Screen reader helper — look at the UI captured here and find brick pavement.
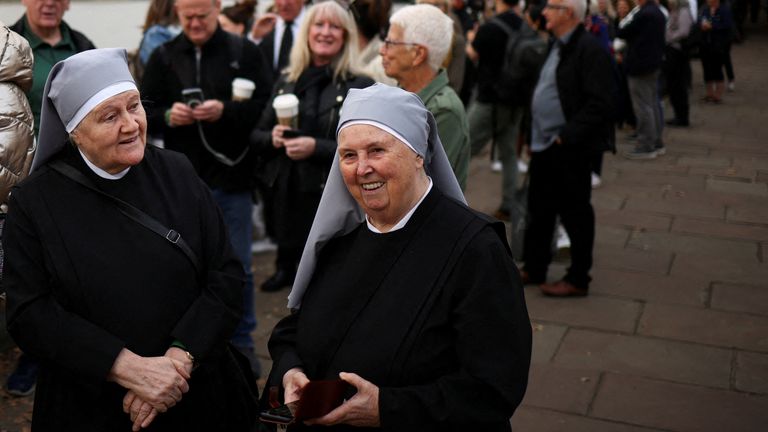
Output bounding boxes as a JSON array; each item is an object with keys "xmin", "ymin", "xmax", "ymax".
[{"xmin": 2, "ymin": 17, "xmax": 768, "ymax": 432}]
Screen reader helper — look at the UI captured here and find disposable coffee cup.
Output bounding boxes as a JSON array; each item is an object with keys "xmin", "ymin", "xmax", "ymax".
[
  {"xmin": 273, "ymin": 93, "xmax": 300, "ymax": 129},
  {"xmin": 232, "ymin": 78, "xmax": 256, "ymax": 101}
]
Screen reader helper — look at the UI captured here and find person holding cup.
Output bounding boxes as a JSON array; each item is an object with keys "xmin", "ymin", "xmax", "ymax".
[{"xmin": 250, "ymin": 1, "xmax": 373, "ymax": 293}]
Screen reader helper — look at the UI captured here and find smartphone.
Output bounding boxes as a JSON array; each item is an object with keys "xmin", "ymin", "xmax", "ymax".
[
  {"xmin": 282, "ymin": 129, "xmax": 302, "ymax": 139},
  {"xmin": 181, "ymin": 88, "xmax": 205, "ymax": 108},
  {"xmin": 259, "ymin": 380, "xmax": 350, "ymax": 425}
]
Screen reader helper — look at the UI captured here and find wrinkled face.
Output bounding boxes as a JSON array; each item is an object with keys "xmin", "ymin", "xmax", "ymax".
[
  {"xmin": 71, "ymin": 91, "xmax": 147, "ymax": 174},
  {"xmin": 176, "ymin": 0, "xmax": 221, "ymax": 46},
  {"xmin": 275, "ymin": 0, "xmax": 304, "ymax": 22},
  {"xmin": 308, "ymin": 12, "xmax": 346, "ymax": 65},
  {"xmin": 338, "ymin": 125, "xmax": 425, "ymax": 226},
  {"xmin": 379, "ymin": 25, "xmax": 419, "ymax": 82},
  {"xmin": 218, "ymin": 14, "xmax": 244, "ymax": 36},
  {"xmin": 22, "ymin": 0, "xmax": 70, "ymax": 32},
  {"xmin": 543, "ymin": 0, "xmax": 574, "ymax": 36}
]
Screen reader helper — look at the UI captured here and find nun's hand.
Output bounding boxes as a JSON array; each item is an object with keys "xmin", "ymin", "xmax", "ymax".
[
  {"xmin": 169, "ymin": 102, "xmax": 195, "ymax": 127},
  {"xmin": 123, "ymin": 391, "xmax": 158, "ymax": 431},
  {"xmin": 192, "ymin": 100, "xmax": 224, "ymax": 122},
  {"xmin": 283, "ymin": 367, "xmax": 310, "ymax": 404},
  {"xmin": 305, "ymin": 372, "xmax": 380, "ymax": 428},
  {"xmin": 284, "ymin": 136, "xmax": 316, "ymax": 160}
]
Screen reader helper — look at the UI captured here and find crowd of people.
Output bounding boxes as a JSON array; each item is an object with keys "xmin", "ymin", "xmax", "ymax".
[{"xmin": 0, "ymin": 0, "xmax": 759, "ymax": 429}]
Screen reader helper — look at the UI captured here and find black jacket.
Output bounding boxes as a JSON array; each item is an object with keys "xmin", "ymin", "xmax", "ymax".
[
  {"xmin": 141, "ymin": 27, "xmax": 273, "ymax": 192},
  {"xmin": 250, "ymin": 67, "xmax": 373, "ymax": 193},
  {"xmin": 616, "ymin": 1, "xmax": 667, "ymax": 76},
  {"xmin": 10, "ymin": 16, "xmax": 95, "ymax": 52},
  {"xmin": 554, "ymin": 25, "xmax": 616, "ymax": 152}
]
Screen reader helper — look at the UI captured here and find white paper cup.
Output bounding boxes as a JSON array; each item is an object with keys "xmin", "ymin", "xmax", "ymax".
[
  {"xmin": 232, "ymin": 78, "xmax": 256, "ymax": 101},
  {"xmin": 273, "ymin": 93, "xmax": 300, "ymax": 128}
]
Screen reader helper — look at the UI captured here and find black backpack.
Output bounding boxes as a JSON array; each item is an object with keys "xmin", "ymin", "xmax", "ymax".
[{"xmin": 491, "ymin": 18, "xmax": 548, "ymax": 107}]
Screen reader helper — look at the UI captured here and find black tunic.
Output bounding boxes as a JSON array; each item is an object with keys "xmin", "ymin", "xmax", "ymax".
[
  {"xmin": 266, "ymin": 188, "xmax": 532, "ymax": 431},
  {"xmin": 3, "ymin": 145, "xmax": 257, "ymax": 431}
]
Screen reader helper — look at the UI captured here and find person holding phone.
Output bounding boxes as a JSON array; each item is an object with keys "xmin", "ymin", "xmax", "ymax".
[
  {"xmin": 263, "ymin": 84, "xmax": 532, "ymax": 431},
  {"xmin": 250, "ymin": 1, "xmax": 373, "ymax": 294}
]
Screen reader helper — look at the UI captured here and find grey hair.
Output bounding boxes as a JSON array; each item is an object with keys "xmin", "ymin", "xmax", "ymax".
[
  {"xmin": 567, "ymin": 0, "xmax": 588, "ymax": 20},
  {"xmin": 284, "ymin": 1, "xmax": 360, "ymax": 83},
  {"xmin": 389, "ymin": 4, "xmax": 453, "ymax": 72},
  {"xmin": 589, "ymin": 0, "xmax": 616, "ymax": 19}
]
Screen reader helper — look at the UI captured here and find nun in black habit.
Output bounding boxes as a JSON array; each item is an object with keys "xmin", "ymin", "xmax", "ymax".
[
  {"xmin": 265, "ymin": 84, "xmax": 532, "ymax": 431},
  {"xmin": 3, "ymin": 49, "xmax": 258, "ymax": 431}
]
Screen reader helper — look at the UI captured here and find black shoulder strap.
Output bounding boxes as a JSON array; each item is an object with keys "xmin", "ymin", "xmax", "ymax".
[{"xmin": 49, "ymin": 160, "xmax": 200, "ymax": 274}]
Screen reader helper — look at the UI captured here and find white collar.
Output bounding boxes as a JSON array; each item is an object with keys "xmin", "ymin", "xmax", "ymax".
[
  {"xmin": 366, "ymin": 178, "xmax": 433, "ymax": 234},
  {"xmin": 78, "ymin": 149, "xmax": 130, "ymax": 180}
]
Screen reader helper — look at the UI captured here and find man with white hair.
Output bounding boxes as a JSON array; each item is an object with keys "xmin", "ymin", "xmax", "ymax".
[
  {"xmin": 521, "ymin": 0, "xmax": 615, "ymax": 297},
  {"xmin": 380, "ymin": 4, "xmax": 470, "ymax": 189}
]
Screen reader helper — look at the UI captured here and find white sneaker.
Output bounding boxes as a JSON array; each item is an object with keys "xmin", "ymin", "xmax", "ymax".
[
  {"xmin": 251, "ymin": 238, "xmax": 277, "ymax": 253},
  {"xmin": 591, "ymin": 172, "xmax": 602, "ymax": 189},
  {"xmin": 728, "ymin": 81, "xmax": 735, "ymax": 92},
  {"xmin": 491, "ymin": 160, "xmax": 503, "ymax": 172}
]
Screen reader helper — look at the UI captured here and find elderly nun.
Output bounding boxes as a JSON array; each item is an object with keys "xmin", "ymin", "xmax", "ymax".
[
  {"xmin": 3, "ymin": 48, "xmax": 258, "ymax": 431},
  {"xmin": 265, "ymin": 84, "xmax": 531, "ymax": 431}
]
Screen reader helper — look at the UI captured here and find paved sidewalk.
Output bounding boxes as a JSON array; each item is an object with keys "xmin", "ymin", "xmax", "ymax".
[{"xmin": 2, "ymin": 18, "xmax": 767, "ymax": 432}]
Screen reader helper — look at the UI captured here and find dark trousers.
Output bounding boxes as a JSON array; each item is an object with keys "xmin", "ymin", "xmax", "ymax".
[
  {"xmin": 664, "ymin": 46, "xmax": 691, "ymax": 123},
  {"xmin": 523, "ymin": 144, "xmax": 594, "ymax": 289}
]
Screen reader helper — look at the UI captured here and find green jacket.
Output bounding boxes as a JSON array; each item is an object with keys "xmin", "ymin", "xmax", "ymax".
[{"xmin": 418, "ymin": 69, "xmax": 470, "ymax": 191}]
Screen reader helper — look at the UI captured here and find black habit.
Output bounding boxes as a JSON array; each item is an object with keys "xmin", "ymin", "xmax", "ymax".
[
  {"xmin": 3, "ymin": 145, "xmax": 257, "ymax": 431},
  {"xmin": 267, "ymin": 188, "xmax": 532, "ymax": 431}
]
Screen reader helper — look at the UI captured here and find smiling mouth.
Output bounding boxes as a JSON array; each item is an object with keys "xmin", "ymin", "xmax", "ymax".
[
  {"xmin": 119, "ymin": 136, "xmax": 140, "ymax": 144},
  {"xmin": 361, "ymin": 181, "xmax": 384, "ymax": 191}
]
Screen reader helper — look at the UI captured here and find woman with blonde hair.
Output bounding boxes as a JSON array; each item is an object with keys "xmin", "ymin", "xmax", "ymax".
[{"xmin": 250, "ymin": 0, "xmax": 374, "ymax": 293}]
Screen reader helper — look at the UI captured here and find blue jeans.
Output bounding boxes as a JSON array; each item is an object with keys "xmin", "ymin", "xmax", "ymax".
[{"xmin": 211, "ymin": 189, "xmax": 255, "ymax": 349}]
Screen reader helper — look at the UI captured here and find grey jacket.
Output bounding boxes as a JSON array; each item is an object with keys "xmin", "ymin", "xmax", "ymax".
[{"xmin": 0, "ymin": 21, "xmax": 35, "ymax": 212}]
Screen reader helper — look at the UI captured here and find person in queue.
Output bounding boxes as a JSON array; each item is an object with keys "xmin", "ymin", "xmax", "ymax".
[
  {"xmin": 251, "ymin": 0, "xmax": 373, "ymax": 293},
  {"xmin": 3, "ymin": 48, "xmax": 258, "ymax": 431},
  {"xmin": 264, "ymin": 84, "xmax": 532, "ymax": 430}
]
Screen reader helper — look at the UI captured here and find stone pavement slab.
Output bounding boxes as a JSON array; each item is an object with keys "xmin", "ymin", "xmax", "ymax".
[
  {"xmin": 638, "ymin": 303, "xmax": 768, "ymax": 352},
  {"xmin": 591, "ymin": 373, "xmax": 768, "ymax": 432},
  {"xmin": 530, "ymin": 322, "xmax": 568, "ymax": 364},
  {"xmin": 626, "ymin": 231, "xmax": 759, "ymax": 262},
  {"xmin": 553, "ymin": 329, "xmax": 732, "ymax": 389},
  {"xmin": 593, "ymin": 247, "xmax": 673, "ymax": 275},
  {"xmin": 710, "ymin": 282, "xmax": 768, "ymax": 316},
  {"xmin": 522, "ymin": 364, "xmax": 600, "ymax": 415},
  {"xmin": 671, "ymin": 253, "xmax": 768, "ymax": 285},
  {"xmin": 623, "ymin": 196, "xmax": 725, "ymax": 220},
  {"xmin": 589, "ymin": 268, "xmax": 709, "ymax": 307},
  {"xmin": 735, "ymin": 351, "xmax": 768, "ymax": 395},
  {"xmin": 525, "ymin": 289, "xmax": 642, "ymax": 333},
  {"xmin": 706, "ymin": 177, "xmax": 768, "ymax": 196},
  {"xmin": 671, "ymin": 216, "xmax": 768, "ymax": 241},
  {"xmin": 512, "ymin": 406, "xmax": 666, "ymax": 432},
  {"xmin": 594, "ymin": 208, "xmax": 672, "ymax": 232}
]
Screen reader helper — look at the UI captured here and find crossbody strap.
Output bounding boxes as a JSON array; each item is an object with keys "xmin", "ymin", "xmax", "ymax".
[{"xmin": 50, "ymin": 160, "xmax": 200, "ymax": 274}]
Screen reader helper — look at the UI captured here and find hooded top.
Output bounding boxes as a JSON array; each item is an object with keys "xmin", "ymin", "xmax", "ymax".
[{"xmin": 287, "ymin": 83, "xmax": 465, "ymax": 309}]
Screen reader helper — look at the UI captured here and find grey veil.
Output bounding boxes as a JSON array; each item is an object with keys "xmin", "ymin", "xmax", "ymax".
[
  {"xmin": 30, "ymin": 48, "xmax": 136, "ymax": 173},
  {"xmin": 287, "ymin": 83, "xmax": 465, "ymax": 309}
]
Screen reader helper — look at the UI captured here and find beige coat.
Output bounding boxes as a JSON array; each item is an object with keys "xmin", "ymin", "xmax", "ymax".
[{"xmin": 0, "ymin": 21, "xmax": 35, "ymax": 212}]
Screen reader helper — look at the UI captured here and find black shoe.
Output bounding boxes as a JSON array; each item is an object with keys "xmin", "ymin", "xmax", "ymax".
[
  {"xmin": 6, "ymin": 355, "xmax": 38, "ymax": 397},
  {"xmin": 261, "ymin": 269, "xmax": 295, "ymax": 292}
]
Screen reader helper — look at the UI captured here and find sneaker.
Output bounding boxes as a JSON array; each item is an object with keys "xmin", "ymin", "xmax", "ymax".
[
  {"xmin": 490, "ymin": 160, "xmax": 503, "ymax": 172},
  {"xmin": 728, "ymin": 81, "xmax": 735, "ymax": 92},
  {"xmin": 623, "ymin": 148, "xmax": 657, "ymax": 160},
  {"xmin": 591, "ymin": 172, "xmax": 602, "ymax": 189},
  {"xmin": 654, "ymin": 146, "xmax": 666, "ymax": 156},
  {"xmin": 6, "ymin": 355, "xmax": 38, "ymax": 397},
  {"xmin": 251, "ymin": 238, "xmax": 277, "ymax": 254}
]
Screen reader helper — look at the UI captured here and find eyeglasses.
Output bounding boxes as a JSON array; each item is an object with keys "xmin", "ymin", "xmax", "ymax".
[
  {"xmin": 383, "ymin": 39, "xmax": 420, "ymax": 50},
  {"xmin": 544, "ymin": 3, "xmax": 571, "ymax": 10}
]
